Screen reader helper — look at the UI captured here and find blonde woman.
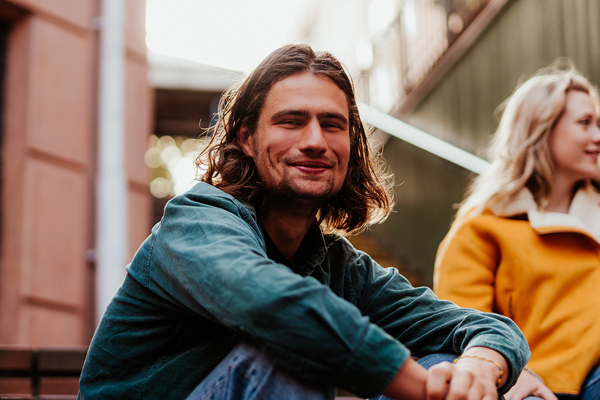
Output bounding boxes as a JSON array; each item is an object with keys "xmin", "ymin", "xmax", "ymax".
[{"xmin": 434, "ymin": 62, "xmax": 600, "ymax": 400}]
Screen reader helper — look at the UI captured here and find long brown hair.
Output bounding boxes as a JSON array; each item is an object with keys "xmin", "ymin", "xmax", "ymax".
[{"xmin": 197, "ymin": 44, "xmax": 393, "ymax": 235}]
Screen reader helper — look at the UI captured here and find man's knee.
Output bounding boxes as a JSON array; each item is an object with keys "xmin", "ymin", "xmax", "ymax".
[
  {"xmin": 416, "ymin": 353, "xmax": 457, "ymax": 369},
  {"xmin": 186, "ymin": 342, "xmax": 334, "ymax": 400}
]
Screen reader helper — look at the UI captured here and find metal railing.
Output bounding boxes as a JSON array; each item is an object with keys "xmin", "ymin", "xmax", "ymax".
[{"xmin": 368, "ymin": 0, "xmax": 492, "ymax": 110}]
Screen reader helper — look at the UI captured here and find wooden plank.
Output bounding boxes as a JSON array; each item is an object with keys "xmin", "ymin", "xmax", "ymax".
[
  {"xmin": 39, "ymin": 377, "xmax": 79, "ymax": 395},
  {"xmin": 0, "ymin": 377, "xmax": 32, "ymax": 396},
  {"xmin": 0, "ymin": 346, "xmax": 32, "ymax": 371},
  {"xmin": 37, "ymin": 347, "xmax": 87, "ymax": 374}
]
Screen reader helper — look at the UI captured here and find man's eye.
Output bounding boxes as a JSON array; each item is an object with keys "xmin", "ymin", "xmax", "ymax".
[{"xmin": 322, "ymin": 122, "xmax": 343, "ymax": 129}]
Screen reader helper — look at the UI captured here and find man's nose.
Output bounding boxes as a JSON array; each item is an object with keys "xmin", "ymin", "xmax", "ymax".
[{"xmin": 299, "ymin": 119, "xmax": 327, "ymax": 152}]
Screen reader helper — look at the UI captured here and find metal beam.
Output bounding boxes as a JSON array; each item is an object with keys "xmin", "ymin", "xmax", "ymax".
[{"xmin": 358, "ymin": 102, "xmax": 490, "ymax": 175}]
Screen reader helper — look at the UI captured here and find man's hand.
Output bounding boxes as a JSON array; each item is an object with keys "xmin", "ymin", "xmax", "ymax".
[
  {"xmin": 504, "ymin": 368, "xmax": 557, "ymax": 400},
  {"xmin": 383, "ymin": 346, "xmax": 509, "ymax": 400},
  {"xmin": 425, "ymin": 354, "xmax": 500, "ymax": 400},
  {"xmin": 383, "ymin": 357, "xmax": 428, "ymax": 400}
]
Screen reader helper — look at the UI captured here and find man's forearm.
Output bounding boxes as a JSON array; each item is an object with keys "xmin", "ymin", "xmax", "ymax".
[{"xmin": 383, "ymin": 357, "xmax": 427, "ymax": 400}]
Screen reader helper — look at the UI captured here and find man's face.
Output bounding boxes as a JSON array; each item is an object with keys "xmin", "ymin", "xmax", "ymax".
[{"xmin": 239, "ymin": 72, "xmax": 351, "ymax": 204}]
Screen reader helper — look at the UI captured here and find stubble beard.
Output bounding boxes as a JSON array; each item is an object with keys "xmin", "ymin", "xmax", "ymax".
[{"xmin": 266, "ymin": 171, "xmax": 339, "ymax": 218}]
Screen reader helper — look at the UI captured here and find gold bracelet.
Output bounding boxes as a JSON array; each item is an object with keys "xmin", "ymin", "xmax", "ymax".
[{"xmin": 453, "ymin": 354, "xmax": 504, "ymax": 387}]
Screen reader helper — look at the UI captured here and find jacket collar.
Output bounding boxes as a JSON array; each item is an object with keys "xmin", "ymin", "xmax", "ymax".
[{"xmin": 490, "ymin": 183, "xmax": 600, "ymax": 243}]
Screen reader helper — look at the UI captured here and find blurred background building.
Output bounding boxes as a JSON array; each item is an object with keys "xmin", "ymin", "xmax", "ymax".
[
  {"xmin": 0, "ymin": 0, "xmax": 599, "ymax": 354},
  {"xmin": 0, "ymin": 0, "xmax": 152, "ymax": 350},
  {"xmin": 296, "ymin": 0, "xmax": 600, "ymax": 286},
  {"xmin": 145, "ymin": 0, "xmax": 600, "ymax": 290}
]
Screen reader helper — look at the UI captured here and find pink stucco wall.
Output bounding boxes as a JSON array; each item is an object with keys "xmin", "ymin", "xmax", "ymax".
[{"xmin": 0, "ymin": 0, "xmax": 152, "ymax": 346}]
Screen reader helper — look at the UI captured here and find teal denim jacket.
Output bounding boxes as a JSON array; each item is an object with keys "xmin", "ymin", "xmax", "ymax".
[{"xmin": 79, "ymin": 182, "xmax": 529, "ymax": 399}]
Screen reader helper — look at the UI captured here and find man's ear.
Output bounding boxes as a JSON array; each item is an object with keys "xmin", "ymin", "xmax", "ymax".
[{"xmin": 237, "ymin": 123, "xmax": 255, "ymax": 158}]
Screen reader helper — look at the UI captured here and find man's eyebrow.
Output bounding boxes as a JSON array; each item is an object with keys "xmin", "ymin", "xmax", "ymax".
[
  {"xmin": 270, "ymin": 109, "xmax": 310, "ymax": 121},
  {"xmin": 270, "ymin": 109, "xmax": 348, "ymax": 125},
  {"xmin": 318, "ymin": 112, "xmax": 348, "ymax": 125}
]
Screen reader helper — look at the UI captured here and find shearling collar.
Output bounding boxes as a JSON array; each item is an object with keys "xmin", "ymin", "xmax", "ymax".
[{"xmin": 490, "ymin": 183, "xmax": 600, "ymax": 243}]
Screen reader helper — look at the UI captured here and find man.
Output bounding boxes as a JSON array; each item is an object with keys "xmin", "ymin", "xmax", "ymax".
[{"xmin": 79, "ymin": 44, "xmax": 529, "ymax": 400}]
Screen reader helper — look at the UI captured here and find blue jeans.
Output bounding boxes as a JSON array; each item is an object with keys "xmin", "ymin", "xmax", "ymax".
[
  {"xmin": 185, "ymin": 341, "xmax": 336, "ymax": 400},
  {"xmin": 580, "ymin": 364, "xmax": 600, "ymax": 400},
  {"xmin": 185, "ymin": 348, "xmax": 502, "ymax": 400}
]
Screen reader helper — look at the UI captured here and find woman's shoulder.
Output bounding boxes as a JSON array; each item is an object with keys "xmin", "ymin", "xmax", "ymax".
[
  {"xmin": 455, "ymin": 209, "xmax": 525, "ymax": 227},
  {"xmin": 448, "ymin": 209, "xmax": 529, "ymax": 245}
]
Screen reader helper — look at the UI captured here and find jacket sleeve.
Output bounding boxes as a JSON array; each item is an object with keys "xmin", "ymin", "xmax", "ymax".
[
  {"xmin": 132, "ymin": 187, "xmax": 408, "ymax": 398},
  {"xmin": 433, "ymin": 216, "xmax": 501, "ymax": 312},
  {"xmin": 347, "ymin": 248, "xmax": 529, "ymax": 394}
]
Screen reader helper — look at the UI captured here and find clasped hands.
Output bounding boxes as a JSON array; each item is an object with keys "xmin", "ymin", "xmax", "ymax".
[{"xmin": 383, "ymin": 347, "xmax": 508, "ymax": 400}]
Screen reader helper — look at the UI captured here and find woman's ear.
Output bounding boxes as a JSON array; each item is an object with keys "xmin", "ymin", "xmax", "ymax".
[{"xmin": 238, "ymin": 124, "xmax": 255, "ymax": 158}]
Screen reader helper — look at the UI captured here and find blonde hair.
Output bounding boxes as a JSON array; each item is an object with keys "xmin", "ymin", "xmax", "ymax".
[{"xmin": 457, "ymin": 60, "xmax": 600, "ymax": 220}]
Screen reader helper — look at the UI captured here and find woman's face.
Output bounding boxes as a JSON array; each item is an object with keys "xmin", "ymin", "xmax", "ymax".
[{"xmin": 549, "ymin": 90, "xmax": 600, "ymax": 187}]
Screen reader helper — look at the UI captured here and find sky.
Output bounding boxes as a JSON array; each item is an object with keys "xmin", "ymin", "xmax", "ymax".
[{"xmin": 145, "ymin": 0, "xmax": 314, "ymax": 73}]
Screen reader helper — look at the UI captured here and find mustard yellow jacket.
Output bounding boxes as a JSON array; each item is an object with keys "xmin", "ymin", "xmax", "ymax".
[{"xmin": 434, "ymin": 184, "xmax": 600, "ymax": 395}]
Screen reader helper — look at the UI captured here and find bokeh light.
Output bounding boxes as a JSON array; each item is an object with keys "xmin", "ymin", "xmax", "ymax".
[{"xmin": 146, "ymin": 134, "xmax": 209, "ymax": 198}]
